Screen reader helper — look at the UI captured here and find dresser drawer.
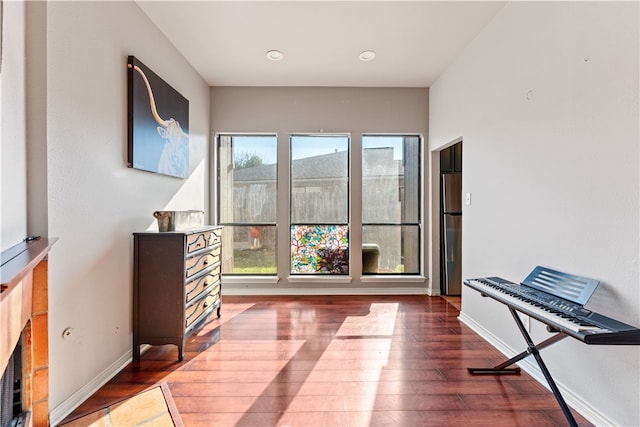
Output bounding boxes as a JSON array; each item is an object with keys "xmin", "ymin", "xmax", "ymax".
[
  {"xmin": 185, "ymin": 291, "xmax": 220, "ymax": 329},
  {"xmin": 209, "ymin": 245, "xmax": 221, "ymax": 259},
  {"xmin": 186, "ymin": 229, "xmax": 222, "ymax": 254},
  {"xmin": 185, "ymin": 271, "xmax": 220, "ymax": 303},
  {"xmin": 185, "ymin": 252, "xmax": 218, "ymax": 278}
]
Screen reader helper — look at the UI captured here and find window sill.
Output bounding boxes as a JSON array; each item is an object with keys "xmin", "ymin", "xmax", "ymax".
[
  {"xmin": 360, "ymin": 275, "xmax": 427, "ymax": 283},
  {"xmin": 222, "ymin": 275, "xmax": 279, "ymax": 285},
  {"xmin": 287, "ymin": 275, "xmax": 352, "ymax": 284},
  {"xmin": 222, "ymin": 275, "xmax": 426, "ymax": 285}
]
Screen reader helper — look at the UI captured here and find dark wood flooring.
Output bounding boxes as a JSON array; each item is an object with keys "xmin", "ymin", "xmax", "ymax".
[{"xmin": 60, "ymin": 295, "xmax": 593, "ymax": 426}]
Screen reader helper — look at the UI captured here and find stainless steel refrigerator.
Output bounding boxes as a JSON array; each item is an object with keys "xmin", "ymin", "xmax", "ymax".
[{"xmin": 442, "ymin": 173, "xmax": 462, "ymax": 295}]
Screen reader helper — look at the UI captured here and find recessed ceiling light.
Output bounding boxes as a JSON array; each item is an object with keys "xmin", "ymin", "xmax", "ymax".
[
  {"xmin": 266, "ymin": 50, "xmax": 284, "ymax": 61},
  {"xmin": 359, "ymin": 50, "xmax": 376, "ymax": 61}
]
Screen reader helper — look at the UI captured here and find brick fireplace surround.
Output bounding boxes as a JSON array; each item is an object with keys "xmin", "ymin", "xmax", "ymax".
[{"xmin": 1, "ymin": 238, "xmax": 56, "ymax": 427}]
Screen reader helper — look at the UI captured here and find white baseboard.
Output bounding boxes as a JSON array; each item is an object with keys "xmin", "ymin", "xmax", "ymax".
[
  {"xmin": 222, "ymin": 286, "xmax": 431, "ymax": 296},
  {"xmin": 457, "ymin": 312, "xmax": 613, "ymax": 427},
  {"xmin": 49, "ymin": 348, "xmax": 137, "ymax": 426}
]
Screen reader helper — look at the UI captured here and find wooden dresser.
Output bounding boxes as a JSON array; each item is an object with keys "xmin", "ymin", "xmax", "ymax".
[{"xmin": 132, "ymin": 226, "xmax": 222, "ymax": 361}]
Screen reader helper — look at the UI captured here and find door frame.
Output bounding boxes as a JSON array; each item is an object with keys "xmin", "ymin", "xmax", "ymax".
[{"xmin": 427, "ymin": 137, "xmax": 463, "ymax": 296}]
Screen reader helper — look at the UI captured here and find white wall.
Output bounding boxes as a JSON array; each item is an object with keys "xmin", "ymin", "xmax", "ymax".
[
  {"xmin": 35, "ymin": 1, "xmax": 210, "ymax": 422},
  {"xmin": 1, "ymin": 0, "xmax": 28, "ymax": 250},
  {"xmin": 430, "ymin": 2, "xmax": 639, "ymax": 426}
]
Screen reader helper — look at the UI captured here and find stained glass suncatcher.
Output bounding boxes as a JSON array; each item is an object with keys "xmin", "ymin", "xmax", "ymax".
[{"xmin": 290, "ymin": 225, "xmax": 349, "ymax": 274}]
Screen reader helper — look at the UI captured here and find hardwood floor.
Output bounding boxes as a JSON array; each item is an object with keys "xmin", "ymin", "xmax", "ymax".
[{"xmin": 61, "ymin": 295, "xmax": 593, "ymax": 426}]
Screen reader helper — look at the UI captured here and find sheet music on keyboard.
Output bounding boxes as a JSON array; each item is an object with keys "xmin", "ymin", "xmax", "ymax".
[{"xmin": 464, "ymin": 266, "xmax": 640, "ymax": 345}]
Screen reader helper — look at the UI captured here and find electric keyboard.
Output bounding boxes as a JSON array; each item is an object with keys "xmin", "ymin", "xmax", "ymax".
[
  {"xmin": 464, "ymin": 274, "xmax": 640, "ymax": 345},
  {"xmin": 463, "ymin": 266, "xmax": 640, "ymax": 427}
]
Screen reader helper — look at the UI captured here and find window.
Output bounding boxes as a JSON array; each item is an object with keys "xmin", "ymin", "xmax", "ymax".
[
  {"xmin": 216, "ymin": 132, "xmax": 422, "ymax": 279},
  {"xmin": 362, "ymin": 135, "xmax": 421, "ymax": 274},
  {"xmin": 290, "ymin": 135, "xmax": 349, "ymax": 274},
  {"xmin": 217, "ymin": 134, "xmax": 277, "ymax": 274}
]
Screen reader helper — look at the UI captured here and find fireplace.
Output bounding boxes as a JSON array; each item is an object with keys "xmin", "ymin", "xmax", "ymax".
[
  {"xmin": 1, "ymin": 341, "xmax": 23, "ymax": 426},
  {"xmin": 1, "ymin": 238, "xmax": 56, "ymax": 427}
]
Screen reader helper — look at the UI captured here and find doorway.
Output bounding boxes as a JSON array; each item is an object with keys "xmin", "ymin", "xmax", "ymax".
[{"xmin": 439, "ymin": 141, "xmax": 463, "ymax": 296}]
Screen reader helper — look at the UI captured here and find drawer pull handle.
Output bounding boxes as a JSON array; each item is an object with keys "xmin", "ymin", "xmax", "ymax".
[{"xmin": 188, "ymin": 234, "xmax": 207, "ymax": 251}]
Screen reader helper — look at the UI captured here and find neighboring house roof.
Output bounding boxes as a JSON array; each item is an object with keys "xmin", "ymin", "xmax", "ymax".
[
  {"xmin": 232, "ymin": 163, "xmax": 276, "ymax": 182},
  {"xmin": 233, "ymin": 148, "xmax": 400, "ymax": 182}
]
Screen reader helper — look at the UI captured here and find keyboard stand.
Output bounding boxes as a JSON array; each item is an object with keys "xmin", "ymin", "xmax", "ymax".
[{"xmin": 468, "ymin": 307, "xmax": 578, "ymax": 427}]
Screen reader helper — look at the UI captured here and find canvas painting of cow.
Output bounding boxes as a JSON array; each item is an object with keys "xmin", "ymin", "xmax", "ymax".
[{"xmin": 127, "ymin": 56, "xmax": 189, "ymax": 178}]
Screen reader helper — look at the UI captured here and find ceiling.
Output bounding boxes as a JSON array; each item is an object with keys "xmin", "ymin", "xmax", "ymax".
[{"xmin": 136, "ymin": 1, "xmax": 506, "ymax": 88}]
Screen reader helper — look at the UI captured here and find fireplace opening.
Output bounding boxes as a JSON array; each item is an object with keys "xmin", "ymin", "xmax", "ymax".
[{"xmin": 0, "ymin": 341, "xmax": 23, "ymax": 427}]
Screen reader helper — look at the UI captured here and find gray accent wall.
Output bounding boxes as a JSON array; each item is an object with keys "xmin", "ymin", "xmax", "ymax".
[{"xmin": 210, "ymin": 87, "xmax": 430, "ymax": 293}]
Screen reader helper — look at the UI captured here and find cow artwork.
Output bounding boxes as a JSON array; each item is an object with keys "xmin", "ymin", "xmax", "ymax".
[{"xmin": 127, "ymin": 56, "xmax": 189, "ymax": 178}]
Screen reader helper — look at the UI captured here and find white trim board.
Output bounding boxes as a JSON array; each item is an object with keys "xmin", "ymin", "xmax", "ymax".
[
  {"xmin": 49, "ymin": 349, "xmax": 136, "ymax": 426},
  {"xmin": 221, "ymin": 286, "xmax": 433, "ymax": 296}
]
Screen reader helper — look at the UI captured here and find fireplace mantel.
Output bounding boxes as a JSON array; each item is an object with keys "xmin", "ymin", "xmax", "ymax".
[{"xmin": 1, "ymin": 237, "xmax": 57, "ymax": 426}]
